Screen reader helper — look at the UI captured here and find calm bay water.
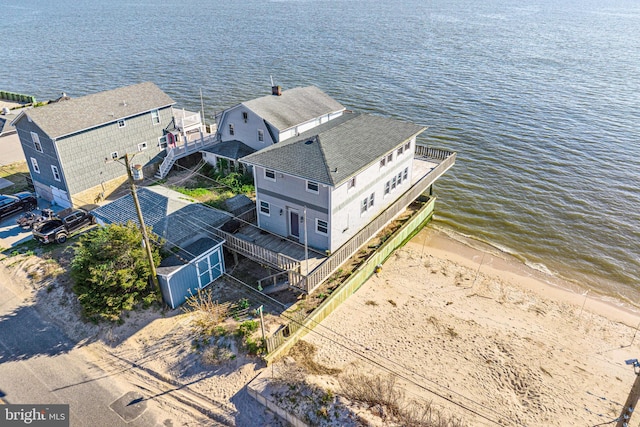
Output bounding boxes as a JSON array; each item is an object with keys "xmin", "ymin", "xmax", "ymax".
[{"xmin": 3, "ymin": 0, "xmax": 640, "ymax": 306}]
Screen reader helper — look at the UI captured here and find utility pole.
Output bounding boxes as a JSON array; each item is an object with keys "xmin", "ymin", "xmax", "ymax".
[
  {"xmin": 123, "ymin": 154, "xmax": 160, "ymax": 294},
  {"xmin": 617, "ymin": 359, "xmax": 640, "ymax": 427}
]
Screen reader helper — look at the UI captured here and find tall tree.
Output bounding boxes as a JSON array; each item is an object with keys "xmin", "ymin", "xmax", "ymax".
[{"xmin": 71, "ymin": 221, "xmax": 161, "ymax": 322}]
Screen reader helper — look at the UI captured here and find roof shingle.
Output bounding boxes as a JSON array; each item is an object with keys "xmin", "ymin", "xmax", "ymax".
[
  {"xmin": 16, "ymin": 82, "xmax": 174, "ymax": 139},
  {"xmin": 242, "ymin": 86, "xmax": 345, "ymax": 131},
  {"xmin": 241, "ymin": 112, "xmax": 425, "ymax": 186}
]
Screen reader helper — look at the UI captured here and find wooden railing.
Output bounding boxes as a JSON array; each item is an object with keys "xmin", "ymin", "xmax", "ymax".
[
  {"xmin": 210, "ymin": 227, "xmax": 300, "ymax": 272},
  {"xmin": 299, "ymin": 146, "xmax": 456, "ymax": 293},
  {"xmin": 157, "ymin": 134, "xmax": 218, "ymax": 178}
]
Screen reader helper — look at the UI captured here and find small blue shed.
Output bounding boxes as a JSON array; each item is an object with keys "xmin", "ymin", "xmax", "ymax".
[{"xmin": 157, "ymin": 237, "xmax": 226, "ymax": 309}]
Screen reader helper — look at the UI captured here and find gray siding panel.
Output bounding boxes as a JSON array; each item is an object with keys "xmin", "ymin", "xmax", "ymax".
[{"xmin": 56, "ymin": 106, "xmax": 171, "ymax": 197}]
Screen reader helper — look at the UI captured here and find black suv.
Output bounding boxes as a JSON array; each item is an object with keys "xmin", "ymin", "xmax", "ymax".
[
  {"xmin": 0, "ymin": 192, "xmax": 37, "ymax": 219},
  {"xmin": 32, "ymin": 208, "xmax": 95, "ymax": 244}
]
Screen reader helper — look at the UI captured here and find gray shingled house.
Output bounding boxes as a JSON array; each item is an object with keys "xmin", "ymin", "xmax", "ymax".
[
  {"xmin": 91, "ymin": 185, "xmax": 231, "ymax": 309},
  {"xmin": 11, "ymin": 82, "xmax": 175, "ymax": 208},
  {"xmin": 202, "ymin": 86, "xmax": 346, "ymax": 170},
  {"xmin": 240, "ymin": 112, "xmax": 429, "ymax": 253}
]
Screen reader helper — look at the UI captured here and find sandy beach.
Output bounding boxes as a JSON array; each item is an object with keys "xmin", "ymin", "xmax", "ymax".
[
  {"xmin": 275, "ymin": 227, "xmax": 640, "ymax": 426},
  {"xmin": 3, "ymin": 225, "xmax": 640, "ymax": 426}
]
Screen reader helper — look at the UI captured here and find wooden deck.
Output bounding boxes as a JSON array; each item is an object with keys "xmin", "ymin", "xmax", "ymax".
[
  {"xmin": 216, "ymin": 145, "xmax": 456, "ymax": 293},
  {"xmin": 229, "ymin": 223, "xmax": 326, "ymax": 275}
]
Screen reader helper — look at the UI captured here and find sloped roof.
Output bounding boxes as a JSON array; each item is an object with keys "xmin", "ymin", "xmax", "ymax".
[
  {"xmin": 91, "ymin": 186, "xmax": 232, "ymax": 246},
  {"xmin": 202, "ymin": 140, "xmax": 256, "ymax": 160},
  {"xmin": 157, "ymin": 237, "xmax": 223, "ymax": 275},
  {"xmin": 241, "ymin": 112, "xmax": 426, "ymax": 187},
  {"xmin": 242, "ymin": 86, "xmax": 345, "ymax": 131},
  {"xmin": 12, "ymin": 82, "xmax": 174, "ymax": 139}
]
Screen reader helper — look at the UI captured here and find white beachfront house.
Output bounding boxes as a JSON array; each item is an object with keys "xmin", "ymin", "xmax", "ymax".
[{"xmin": 240, "ymin": 112, "xmax": 426, "ymax": 253}]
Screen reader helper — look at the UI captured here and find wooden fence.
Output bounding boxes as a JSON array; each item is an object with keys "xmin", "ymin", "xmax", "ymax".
[{"xmin": 264, "ymin": 196, "xmax": 436, "ymax": 360}]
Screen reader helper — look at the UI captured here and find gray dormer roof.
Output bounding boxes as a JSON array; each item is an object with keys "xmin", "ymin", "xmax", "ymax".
[
  {"xmin": 12, "ymin": 82, "xmax": 174, "ymax": 139},
  {"xmin": 241, "ymin": 112, "xmax": 426, "ymax": 187},
  {"xmin": 242, "ymin": 86, "xmax": 345, "ymax": 131}
]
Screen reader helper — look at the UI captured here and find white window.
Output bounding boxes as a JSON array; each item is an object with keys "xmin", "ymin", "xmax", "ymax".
[
  {"xmin": 387, "ymin": 153, "xmax": 393, "ymax": 163},
  {"xmin": 138, "ymin": 142, "xmax": 148, "ymax": 151},
  {"xmin": 397, "ymin": 172, "xmax": 403, "ymax": 185},
  {"xmin": 403, "ymin": 167, "xmax": 408, "ymax": 181},
  {"xmin": 51, "ymin": 165, "xmax": 61, "ymax": 182},
  {"xmin": 111, "ymin": 151, "xmax": 119, "ymax": 161},
  {"xmin": 380, "ymin": 157, "xmax": 386, "ymax": 168},
  {"xmin": 391, "ymin": 176, "xmax": 397, "ymax": 190},
  {"xmin": 361, "ymin": 197, "xmax": 368, "ymax": 214},
  {"xmin": 259, "ymin": 201, "xmax": 270, "ymax": 216},
  {"xmin": 306, "ymin": 181, "xmax": 319, "ymax": 193},
  {"xmin": 384, "ymin": 180, "xmax": 390, "ymax": 195},
  {"xmin": 30, "ymin": 157, "xmax": 40, "ymax": 173},
  {"xmin": 258, "ymin": 129, "xmax": 264, "ymax": 142},
  {"xmin": 158, "ymin": 135, "xmax": 167, "ymax": 150},
  {"xmin": 316, "ymin": 219, "xmax": 328, "ymax": 235},
  {"xmin": 151, "ymin": 109, "xmax": 160, "ymax": 125},
  {"xmin": 397, "ymin": 146, "xmax": 404, "ymax": 156},
  {"xmin": 229, "ymin": 124, "xmax": 235, "ymax": 136},
  {"xmin": 264, "ymin": 169, "xmax": 276, "ymax": 181},
  {"xmin": 405, "ymin": 141, "xmax": 411, "ymax": 151},
  {"xmin": 347, "ymin": 177, "xmax": 356, "ymax": 190},
  {"xmin": 118, "ymin": 119, "xmax": 126, "ymax": 128},
  {"xmin": 31, "ymin": 132, "xmax": 43, "ymax": 152},
  {"xmin": 369, "ymin": 193, "xmax": 374, "ymax": 208}
]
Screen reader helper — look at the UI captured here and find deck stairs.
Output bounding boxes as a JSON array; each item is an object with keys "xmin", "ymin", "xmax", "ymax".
[{"xmin": 155, "ymin": 134, "xmax": 219, "ymax": 179}]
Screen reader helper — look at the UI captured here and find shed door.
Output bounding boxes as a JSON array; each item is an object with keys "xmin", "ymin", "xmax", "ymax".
[{"xmin": 195, "ymin": 247, "xmax": 224, "ymax": 289}]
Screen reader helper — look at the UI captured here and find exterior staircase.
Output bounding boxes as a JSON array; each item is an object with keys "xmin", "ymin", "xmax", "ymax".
[{"xmin": 155, "ymin": 134, "xmax": 218, "ymax": 179}]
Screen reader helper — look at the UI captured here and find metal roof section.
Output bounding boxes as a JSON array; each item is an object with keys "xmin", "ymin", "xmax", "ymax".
[
  {"xmin": 241, "ymin": 112, "xmax": 426, "ymax": 186},
  {"xmin": 91, "ymin": 186, "xmax": 232, "ymax": 247},
  {"xmin": 12, "ymin": 82, "xmax": 175, "ymax": 139},
  {"xmin": 242, "ymin": 86, "xmax": 345, "ymax": 131}
]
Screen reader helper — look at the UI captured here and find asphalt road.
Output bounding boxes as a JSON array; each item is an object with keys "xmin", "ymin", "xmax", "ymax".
[{"xmin": 0, "ymin": 266, "xmax": 177, "ymax": 426}]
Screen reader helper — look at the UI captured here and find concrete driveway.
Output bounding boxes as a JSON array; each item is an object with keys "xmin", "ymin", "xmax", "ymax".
[{"xmin": 0, "ymin": 202, "xmax": 65, "ymax": 250}]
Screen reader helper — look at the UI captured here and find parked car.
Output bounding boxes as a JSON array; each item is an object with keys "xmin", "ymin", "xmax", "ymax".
[
  {"xmin": 0, "ymin": 192, "xmax": 37, "ymax": 219},
  {"xmin": 32, "ymin": 208, "xmax": 95, "ymax": 244}
]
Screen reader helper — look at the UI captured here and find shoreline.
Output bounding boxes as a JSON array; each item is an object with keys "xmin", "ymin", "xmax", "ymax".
[{"xmin": 411, "ymin": 226, "xmax": 640, "ymax": 330}]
